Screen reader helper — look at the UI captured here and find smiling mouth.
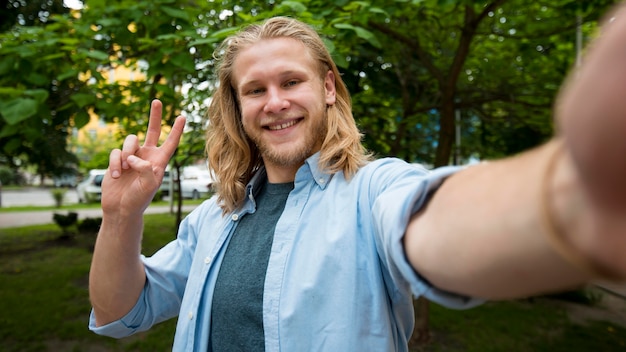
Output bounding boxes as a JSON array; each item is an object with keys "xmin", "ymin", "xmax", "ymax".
[{"xmin": 266, "ymin": 119, "xmax": 301, "ymax": 131}]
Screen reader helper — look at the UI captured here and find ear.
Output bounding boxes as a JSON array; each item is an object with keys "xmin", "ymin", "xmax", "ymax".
[{"xmin": 324, "ymin": 70, "xmax": 337, "ymax": 106}]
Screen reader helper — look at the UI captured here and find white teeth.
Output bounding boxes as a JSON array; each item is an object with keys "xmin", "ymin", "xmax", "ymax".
[{"xmin": 268, "ymin": 120, "xmax": 297, "ymax": 130}]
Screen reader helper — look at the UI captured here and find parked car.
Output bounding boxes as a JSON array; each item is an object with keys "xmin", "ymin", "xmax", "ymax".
[
  {"xmin": 76, "ymin": 169, "xmax": 106, "ymax": 203},
  {"xmin": 180, "ymin": 166, "xmax": 214, "ymax": 199},
  {"xmin": 159, "ymin": 169, "xmax": 174, "ymax": 198},
  {"xmin": 53, "ymin": 173, "xmax": 77, "ymax": 188}
]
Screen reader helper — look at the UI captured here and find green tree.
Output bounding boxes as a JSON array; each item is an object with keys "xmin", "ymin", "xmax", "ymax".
[{"xmin": 0, "ymin": 12, "xmax": 94, "ymax": 184}]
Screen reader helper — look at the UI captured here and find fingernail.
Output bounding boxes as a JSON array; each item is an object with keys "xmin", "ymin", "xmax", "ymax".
[{"xmin": 111, "ymin": 170, "xmax": 120, "ymax": 178}]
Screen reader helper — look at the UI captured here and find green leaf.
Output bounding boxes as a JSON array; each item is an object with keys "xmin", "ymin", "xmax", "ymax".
[
  {"xmin": 2, "ymin": 137, "xmax": 22, "ymax": 154},
  {"xmin": 161, "ymin": 6, "xmax": 190, "ymax": 22},
  {"xmin": 333, "ymin": 23, "xmax": 381, "ymax": 48},
  {"xmin": 209, "ymin": 26, "xmax": 240, "ymax": 40},
  {"xmin": 85, "ymin": 50, "xmax": 110, "ymax": 61},
  {"xmin": 278, "ymin": 1, "xmax": 308, "ymax": 13},
  {"xmin": 57, "ymin": 69, "xmax": 79, "ymax": 82},
  {"xmin": 188, "ymin": 37, "xmax": 221, "ymax": 46},
  {"xmin": 73, "ymin": 110, "xmax": 90, "ymax": 129},
  {"xmin": 0, "ymin": 87, "xmax": 23, "ymax": 98},
  {"xmin": 25, "ymin": 72, "xmax": 49, "ymax": 86},
  {"xmin": 0, "ymin": 124, "xmax": 20, "ymax": 138},
  {"xmin": 170, "ymin": 53, "xmax": 195, "ymax": 72},
  {"xmin": 0, "ymin": 98, "xmax": 39, "ymax": 125},
  {"xmin": 24, "ymin": 89, "xmax": 49, "ymax": 104},
  {"xmin": 70, "ymin": 93, "xmax": 96, "ymax": 108},
  {"xmin": 40, "ymin": 53, "xmax": 66, "ymax": 61},
  {"xmin": 0, "ymin": 58, "xmax": 14, "ymax": 76},
  {"xmin": 97, "ymin": 18, "xmax": 122, "ymax": 27}
]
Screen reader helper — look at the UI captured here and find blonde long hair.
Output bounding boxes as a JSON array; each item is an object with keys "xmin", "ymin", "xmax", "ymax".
[{"xmin": 206, "ymin": 16, "xmax": 370, "ymax": 214}]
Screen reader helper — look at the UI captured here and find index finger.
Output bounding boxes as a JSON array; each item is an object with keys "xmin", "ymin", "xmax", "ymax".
[{"xmin": 144, "ymin": 99, "xmax": 164, "ymax": 147}]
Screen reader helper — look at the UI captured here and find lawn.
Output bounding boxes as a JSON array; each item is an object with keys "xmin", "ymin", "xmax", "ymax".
[{"xmin": 1, "ymin": 213, "xmax": 625, "ymax": 351}]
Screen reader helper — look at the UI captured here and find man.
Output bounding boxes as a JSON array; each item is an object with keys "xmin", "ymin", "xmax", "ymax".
[{"xmin": 89, "ymin": 6, "xmax": 626, "ymax": 351}]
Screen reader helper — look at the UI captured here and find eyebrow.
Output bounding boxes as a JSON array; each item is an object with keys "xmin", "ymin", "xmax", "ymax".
[{"xmin": 238, "ymin": 69, "xmax": 308, "ymax": 91}]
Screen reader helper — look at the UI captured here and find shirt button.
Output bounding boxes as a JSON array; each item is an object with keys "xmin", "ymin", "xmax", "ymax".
[
  {"xmin": 318, "ymin": 178, "xmax": 325, "ymax": 184},
  {"xmin": 204, "ymin": 256, "xmax": 211, "ymax": 264},
  {"xmin": 188, "ymin": 312, "xmax": 193, "ymax": 320},
  {"xmin": 231, "ymin": 214, "xmax": 239, "ymax": 221}
]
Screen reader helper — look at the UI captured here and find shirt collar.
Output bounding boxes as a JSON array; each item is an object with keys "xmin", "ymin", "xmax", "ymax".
[
  {"xmin": 301, "ymin": 152, "xmax": 332, "ymax": 190},
  {"xmin": 245, "ymin": 152, "xmax": 332, "ymax": 198}
]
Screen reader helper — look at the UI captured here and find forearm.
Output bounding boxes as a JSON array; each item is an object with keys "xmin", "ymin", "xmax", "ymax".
[
  {"xmin": 404, "ymin": 139, "xmax": 601, "ymax": 299},
  {"xmin": 89, "ymin": 213, "xmax": 147, "ymax": 326}
]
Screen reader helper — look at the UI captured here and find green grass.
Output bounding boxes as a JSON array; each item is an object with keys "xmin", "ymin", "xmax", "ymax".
[
  {"xmin": 0, "ymin": 214, "xmax": 180, "ymax": 352},
  {"xmin": 1, "ymin": 214, "xmax": 625, "ymax": 351},
  {"xmin": 416, "ymin": 298, "xmax": 626, "ymax": 351}
]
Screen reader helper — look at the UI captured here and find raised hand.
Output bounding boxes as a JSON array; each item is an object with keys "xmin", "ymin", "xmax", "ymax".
[
  {"xmin": 557, "ymin": 3, "xmax": 626, "ymax": 212},
  {"xmin": 101, "ymin": 99, "xmax": 186, "ymax": 217},
  {"xmin": 554, "ymin": 2, "xmax": 626, "ymax": 280}
]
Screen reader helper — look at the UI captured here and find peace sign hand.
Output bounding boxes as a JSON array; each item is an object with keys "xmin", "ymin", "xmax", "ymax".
[{"xmin": 102, "ymin": 99, "xmax": 186, "ymax": 218}]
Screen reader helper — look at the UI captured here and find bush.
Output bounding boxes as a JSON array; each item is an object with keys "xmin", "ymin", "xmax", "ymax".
[
  {"xmin": 52, "ymin": 212, "xmax": 78, "ymax": 239},
  {"xmin": 78, "ymin": 217, "xmax": 102, "ymax": 234},
  {"xmin": 50, "ymin": 188, "xmax": 67, "ymax": 208},
  {"xmin": 0, "ymin": 165, "xmax": 15, "ymax": 185}
]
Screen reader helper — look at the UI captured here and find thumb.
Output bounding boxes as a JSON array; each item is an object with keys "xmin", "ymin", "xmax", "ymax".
[{"xmin": 127, "ymin": 155, "xmax": 158, "ymax": 187}]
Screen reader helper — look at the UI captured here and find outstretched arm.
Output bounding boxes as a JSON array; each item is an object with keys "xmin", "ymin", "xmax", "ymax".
[
  {"xmin": 89, "ymin": 100, "xmax": 186, "ymax": 326},
  {"xmin": 405, "ymin": 3, "xmax": 626, "ymax": 299}
]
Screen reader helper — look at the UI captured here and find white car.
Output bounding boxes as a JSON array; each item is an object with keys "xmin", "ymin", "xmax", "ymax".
[
  {"xmin": 76, "ymin": 169, "xmax": 106, "ymax": 203},
  {"xmin": 180, "ymin": 166, "xmax": 214, "ymax": 199}
]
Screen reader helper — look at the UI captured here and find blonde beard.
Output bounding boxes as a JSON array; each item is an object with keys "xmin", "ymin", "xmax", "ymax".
[{"xmin": 255, "ymin": 118, "xmax": 327, "ymax": 168}]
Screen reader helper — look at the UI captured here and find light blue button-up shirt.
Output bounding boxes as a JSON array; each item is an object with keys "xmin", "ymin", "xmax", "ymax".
[{"xmin": 89, "ymin": 154, "xmax": 483, "ymax": 351}]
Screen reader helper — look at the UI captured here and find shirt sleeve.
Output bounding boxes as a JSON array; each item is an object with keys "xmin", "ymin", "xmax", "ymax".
[
  {"xmin": 370, "ymin": 159, "xmax": 485, "ymax": 310},
  {"xmin": 88, "ymin": 203, "xmax": 209, "ymax": 338}
]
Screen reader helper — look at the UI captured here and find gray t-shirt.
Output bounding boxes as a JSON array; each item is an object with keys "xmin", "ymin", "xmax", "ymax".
[{"xmin": 210, "ymin": 181, "xmax": 294, "ymax": 352}]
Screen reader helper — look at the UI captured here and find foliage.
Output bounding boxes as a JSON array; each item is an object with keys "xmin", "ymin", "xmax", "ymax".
[
  {"xmin": 50, "ymin": 188, "xmax": 66, "ymax": 208},
  {"xmin": 323, "ymin": 0, "xmax": 619, "ymax": 165},
  {"xmin": 0, "ymin": 7, "xmax": 92, "ymax": 179},
  {"xmin": 0, "ymin": 0, "xmax": 69, "ymax": 31},
  {"xmin": 52, "ymin": 211, "xmax": 78, "ymax": 237},
  {"xmin": 77, "ymin": 216, "xmax": 102, "ymax": 234},
  {"xmin": 0, "ymin": 0, "xmax": 621, "ymax": 177},
  {"xmin": 0, "ymin": 165, "xmax": 17, "ymax": 185}
]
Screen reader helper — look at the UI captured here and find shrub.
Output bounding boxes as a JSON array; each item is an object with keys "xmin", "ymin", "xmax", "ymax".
[
  {"xmin": 0, "ymin": 165, "xmax": 14, "ymax": 185},
  {"xmin": 78, "ymin": 217, "xmax": 102, "ymax": 234},
  {"xmin": 50, "ymin": 188, "xmax": 67, "ymax": 208},
  {"xmin": 52, "ymin": 212, "xmax": 78, "ymax": 239}
]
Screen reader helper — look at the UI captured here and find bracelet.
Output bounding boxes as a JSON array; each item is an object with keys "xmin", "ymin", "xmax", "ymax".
[{"xmin": 540, "ymin": 141, "xmax": 623, "ymax": 281}]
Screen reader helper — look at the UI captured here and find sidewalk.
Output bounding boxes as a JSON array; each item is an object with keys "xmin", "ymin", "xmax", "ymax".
[{"xmin": 0, "ymin": 204, "xmax": 198, "ymax": 229}]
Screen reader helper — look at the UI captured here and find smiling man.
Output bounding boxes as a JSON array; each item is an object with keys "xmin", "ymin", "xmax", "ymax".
[
  {"xmin": 235, "ymin": 36, "xmax": 334, "ymax": 182},
  {"xmin": 89, "ymin": 8, "xmax": 626, "ymax": 352}
]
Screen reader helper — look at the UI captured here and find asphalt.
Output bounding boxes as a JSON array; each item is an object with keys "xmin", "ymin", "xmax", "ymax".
[{"xmin": 0, "ymin": 204, "xmax": 198, "ymax": 229}]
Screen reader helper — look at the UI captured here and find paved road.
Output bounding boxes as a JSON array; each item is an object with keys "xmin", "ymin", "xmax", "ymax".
[
  {"xmin": 0, "ymin": 187, "xmax": 79, "ymax": 207},
  {"xmin": 0, "ymin": 204, "xmax": 198, "ymax": 229}
]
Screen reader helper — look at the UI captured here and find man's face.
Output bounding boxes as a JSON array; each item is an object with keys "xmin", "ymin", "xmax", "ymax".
[{"xmin": 233, "ymin": 37, "xmax": 336, "ymax": 180}]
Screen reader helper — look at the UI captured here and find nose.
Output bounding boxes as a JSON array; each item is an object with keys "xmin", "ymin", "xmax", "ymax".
[{"xmin": 263, "ymin": 86, "xmax": 289, "ymax": 114}]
